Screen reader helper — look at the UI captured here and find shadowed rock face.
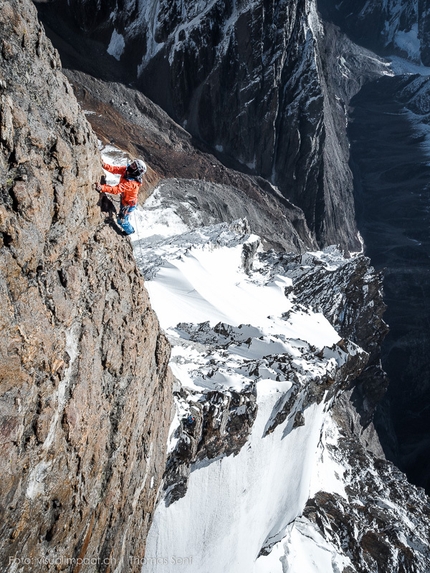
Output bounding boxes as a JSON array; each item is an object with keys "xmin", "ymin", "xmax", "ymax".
[
  {"xmin": 317, "ymin": 0, "xmax": 430, "ymax": 495},
  {"xmin": 273, "ymin": 249, "xmax": 389, "ymax": 430},
  {"xmin": 348, "ymin": 75, "xmax": 430, "ymax": 492},
  {"xmin": 0, "ymin": 1, "xmax": 172, "ymax": 570},
  {"xmin": 34, "ymin": 0, "xmax": 390, "ymax": 254},
  {"xmin": 303, "ymin": 419, "xmax": 430, "ymax": 573}
]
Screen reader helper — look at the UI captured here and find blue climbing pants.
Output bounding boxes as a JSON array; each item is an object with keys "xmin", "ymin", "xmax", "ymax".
[{"xmin": 117, "ymin": 203, "xmax": 136, "ymax": 235}]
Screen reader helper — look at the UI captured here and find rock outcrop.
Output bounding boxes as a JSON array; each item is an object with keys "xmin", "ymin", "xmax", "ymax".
[
  {"xmin": 302, "ymin": 402, "xmax": 430, "ymax": 573},
  {"xmin": 0, "ymin": 1, "xmax": 172, "ymax": 571},
  {"xmin": 263, "ymin": 248, "xmax": 389, "ymax": 427},
  {"xmin": 163, "ymin": 376, "xmax": 258, "ymax": 506}
]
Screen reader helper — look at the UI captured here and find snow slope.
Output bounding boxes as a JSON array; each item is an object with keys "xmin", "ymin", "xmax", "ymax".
[
  {"xmin": 99, "ymin": 145, "xmax": 430, "ymax": 572},
  {"xmin": 118, "ymin": 175, "xmax": 365, "ymax": 573}
]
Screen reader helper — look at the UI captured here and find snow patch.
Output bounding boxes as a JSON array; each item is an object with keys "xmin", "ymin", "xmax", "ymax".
[
  {"xmin": 143, "ymin": 399, "xmax": 329, "ymax": 573},
  {"xmin": 107, "ymin": 29, "xmax": 126, "ymax": 61},
  {"xmin": 394, "ymin": 24, "xmax": 421, "ymax": 63},
  {"xmin": 26, "ymin": 461, "xmax": 52, "ymax": 500},
  {"xmin": 390, "ymin": 55, "xmax": 430, "ymax": 76},
  {"xmin": 265, "ymin": 518, "xmax": 353, "ymax": 573},
  {"xmin": 43, "ymin": 323, "xmax": 80, "ymax": 451},
  {"xmin": 130, "ymin": 187, "xmax": 191, "ymax": 243}
]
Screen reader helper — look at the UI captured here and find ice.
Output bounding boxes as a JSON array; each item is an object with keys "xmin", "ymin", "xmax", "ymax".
[
  {"xmin": 143, "ymin": 398, "xmax": 328, "ymax": 573},
  {"xmin": 389, "ymin": 55, "xmax": 430, "ymax": 76}
]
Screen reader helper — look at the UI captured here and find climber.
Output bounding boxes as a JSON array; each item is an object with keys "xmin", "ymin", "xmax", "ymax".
[
  {"xmin": 185, "ymin": 415, "xmax": 196, "ymax": 427},
  {"xmin": 95, "ymin": 158, "xmax": 147, "ymax": 235}
]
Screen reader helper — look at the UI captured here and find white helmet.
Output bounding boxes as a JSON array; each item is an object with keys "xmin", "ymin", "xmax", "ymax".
[{"xmin": 129, "ymin": 159, "xmax": 147, "ymax": 175}]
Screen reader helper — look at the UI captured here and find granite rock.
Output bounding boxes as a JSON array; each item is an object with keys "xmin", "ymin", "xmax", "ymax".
[{"xmin": 0, "ymin": 2, "xmax": 173, "ymax": 571}]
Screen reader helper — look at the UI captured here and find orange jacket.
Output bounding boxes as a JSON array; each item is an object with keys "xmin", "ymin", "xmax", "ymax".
[{"xmin": 101, "ymin": 163, "xmax": 141, "ymax": 207}]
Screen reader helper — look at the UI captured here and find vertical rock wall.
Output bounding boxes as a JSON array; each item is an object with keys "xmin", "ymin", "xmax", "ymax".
[{"xmin": 0, "ymin": 1, "xmax": 172, "ymax": 571}]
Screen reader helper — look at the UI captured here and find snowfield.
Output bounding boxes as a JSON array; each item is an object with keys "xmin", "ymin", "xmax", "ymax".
[{"xmin": 117, "ymin": 176, "xmax": 360, "ymax": 572}]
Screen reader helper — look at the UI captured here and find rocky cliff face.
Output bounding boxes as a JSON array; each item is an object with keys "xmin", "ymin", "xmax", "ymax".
[
  {"xmin": 347, "ymin": 70, "xmax": 430, "ymax": 492},
  {"xmin": 317, "ymin": 0, "xmax": 430, "ymax": 493},
  {"xmin": 6, "ymin": 0, "xmax": 430, "ymax": 571},
  {"xmin": 35, "ymin": 0, "xmax": 390, "ymax": 254},
  {"xmin": 58, "ymin": 67, "xmax": 430, "ymax": 570},
  {"xmin": 128, "ymin": 0, "xmax": 366, "ymax": 253},
  {"xmin": 0, "ymin": 1, "xmax": 172, "ymax": 571}
]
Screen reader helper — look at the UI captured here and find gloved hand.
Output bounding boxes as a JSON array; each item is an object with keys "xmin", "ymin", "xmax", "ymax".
[{"xmin": 95, "ymin": 183, "xmax": 102, "ymax": 192}]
